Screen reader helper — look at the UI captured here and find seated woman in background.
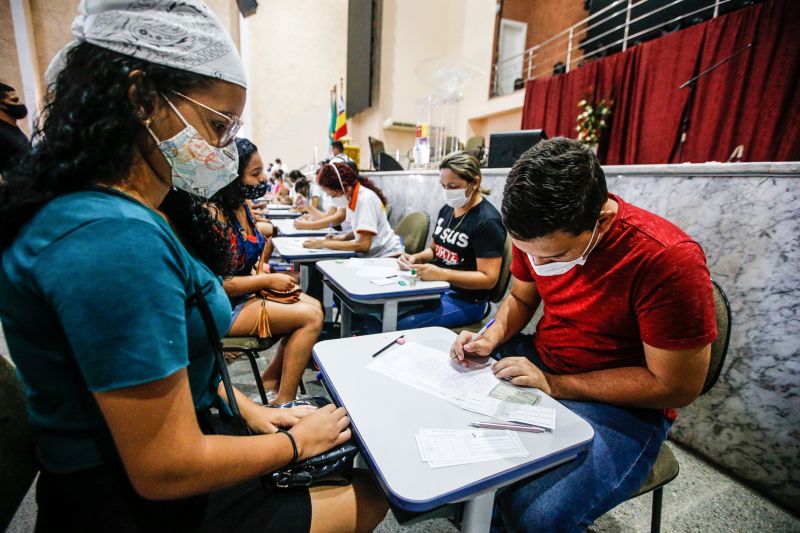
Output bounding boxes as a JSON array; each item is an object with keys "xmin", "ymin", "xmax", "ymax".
[
  {"xmin": 372, "ymin": 151, "xmax": 505, "ymax": 330},
  {"xmin": 292, "ymin": 176, "xmax": 311, "ymax": 210},
  {"xmin": 303, "ymin": 162, "xmax": 403, "ymax": 257},
  {"xmin": 293, "ymin": 167, "xmax": 348, "ymax": 230},
  {"xmin": 203, "ymin": 138, "xmax": 324, "ymax": 404}
]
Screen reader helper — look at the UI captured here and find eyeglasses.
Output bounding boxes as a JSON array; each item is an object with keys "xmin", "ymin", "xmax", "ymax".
[{"xmin": 170, "ymin": 90, "xmax": 243, "ymax": 147}]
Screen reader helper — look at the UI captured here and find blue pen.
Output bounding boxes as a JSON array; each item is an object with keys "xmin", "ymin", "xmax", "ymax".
[{"xmin": 470, "ymin": 318, "xmax": 496, "ymax": 343}]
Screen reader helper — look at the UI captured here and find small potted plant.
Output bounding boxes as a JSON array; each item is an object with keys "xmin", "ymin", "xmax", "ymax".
[{"xmin": 576, "ymin": 99, "xmax": 612, "ymax": 153}]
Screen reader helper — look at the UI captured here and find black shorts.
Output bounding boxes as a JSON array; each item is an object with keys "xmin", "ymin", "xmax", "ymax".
[{"xmin": 35, "ymin": 460, "xmax": 311, "ymax": 533}]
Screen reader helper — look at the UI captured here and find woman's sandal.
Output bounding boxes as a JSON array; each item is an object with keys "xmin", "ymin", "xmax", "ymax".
[{"xmin": 224, "ymin": 351, "xmax": 244, "ymax": 361}]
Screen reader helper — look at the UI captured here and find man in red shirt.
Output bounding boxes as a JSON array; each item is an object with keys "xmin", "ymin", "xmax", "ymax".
[{"xmin": 451, "ymin": 137, "xmax": 716, "ymax": 532}]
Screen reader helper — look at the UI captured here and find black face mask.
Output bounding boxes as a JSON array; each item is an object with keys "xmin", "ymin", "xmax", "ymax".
[
  {"xmin": 2, "ymin": 102, "xmax": 28, "ymax": 120},
  {"xmin": 244, "ymin": 182, "xmax": 268, "ymax": 200}
]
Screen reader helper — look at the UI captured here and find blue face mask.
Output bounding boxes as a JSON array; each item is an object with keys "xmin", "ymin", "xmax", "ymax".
[{"xmin": 244, "ymin": 182, "xmax": 268, "ymax": 200}]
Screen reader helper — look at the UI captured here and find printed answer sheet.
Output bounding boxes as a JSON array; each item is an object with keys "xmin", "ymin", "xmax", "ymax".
[
  {"xmin": 367, "ymin": 341, "xmax": 499, "ymax": 403},
  {"xmin": 415, "ymin": 428, "xmax": 529, "ymax": 468}
]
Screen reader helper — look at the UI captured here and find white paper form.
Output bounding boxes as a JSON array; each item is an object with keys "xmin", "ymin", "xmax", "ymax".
[
  {"xmin": 276, "ymin": 238, "xmax": 330, "ymax": 254},
  {"xmin": 415, "ymin": 428, "xmax": 529, "ymax": 468},
  {"xmin": 355, "ymin": 266, "xmax": 402, "ymax": 278},
  {"xmin": 460, "ymin": 395, "xmax": 556, "ymax": 430},
  {"xmin": 344, "ymin": 258, "xmax": 368, "ymax": 268},
  {"xmin": 367, "ymin": 341, "xmax": 498, "ymax": 404}
]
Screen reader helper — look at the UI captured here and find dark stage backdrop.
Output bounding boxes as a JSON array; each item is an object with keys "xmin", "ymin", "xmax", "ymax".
[{"xmin": 521, "ymin": 0, "xmax": 800, "ymax": 164}]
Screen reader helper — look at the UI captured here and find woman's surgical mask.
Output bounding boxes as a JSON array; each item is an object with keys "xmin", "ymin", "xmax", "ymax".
[
  {"xmin": 443, "ymin": 186, "xmax": 471, "ymax": 209},
  {"xmin": 244, "ymin": 182, "xmax": 268, "ymax": 200},
  {"xmin": 527, "ymin": 221, "xmax": 602, "ymax": 276},
  {"xmin": 327, "ymin": 163, "xmax": 349, "ymax": 209},
  {"xmin": 146, "ymin": 95, "xmax": 238, "ymax": 199}
]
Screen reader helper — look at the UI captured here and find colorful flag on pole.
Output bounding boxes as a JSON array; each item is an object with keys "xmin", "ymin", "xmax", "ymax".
[
  {"xmin": 334, "ymin": 89, "xmax": 348, "ymax": 140},
  {"xmin": 329, "ymin": 87, "xmax": 337, "ymax": 143}
]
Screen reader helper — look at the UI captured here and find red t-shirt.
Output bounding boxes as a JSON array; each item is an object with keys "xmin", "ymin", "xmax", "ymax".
[{"xmin": 510, "ymin": 194, "xmax": 717, "ymax": 377}]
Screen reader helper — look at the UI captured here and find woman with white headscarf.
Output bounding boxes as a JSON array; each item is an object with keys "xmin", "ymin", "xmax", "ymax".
[{"xmin": 0, "ymin": 1, "xmax": 386, "ymax": 531}]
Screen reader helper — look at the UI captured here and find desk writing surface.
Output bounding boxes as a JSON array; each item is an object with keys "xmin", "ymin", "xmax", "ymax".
[
  {"xmin": 316, "ymin": 258, "xmax": 450, "ymax": 301},
  {"xmin": 272, "ymin": 237, "xmax": 355, "ymax": 262},
  {"xmin": 313, "ymin": 327, "xmax": 594, "ymax": 511},
  {"xmin": 273, "ymin": 218, "xmax": 331, "ymax": 237},
  {"xmin": 264, "ymin": 210, "xmax": 301, "ymax": 219}
]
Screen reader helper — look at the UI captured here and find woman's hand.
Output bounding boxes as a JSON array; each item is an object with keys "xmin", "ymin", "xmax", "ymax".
[
  {"xmin": 303, "ymin": 238, "xmax": 325, "ymax": 249},
  {"xmin": 264, "ymin": 273, "xmax": 297, "ymax": 292},
  {"xmin": 414, "ymin": 263, "xmax": 447, "ymax": 281},
  {"xmin": 293, "ymin": 219, "xmax": 312, "ymax": 229},
  {"xmin": 492, "ymin": 357, "xmax": 553, "ymax": 395},
  {"xmin": 245, "ymin": 405, "xmax": 317, "ymax": 434},
  {"xmin": 397, "ymin": 253, "xmax": 415, "ymax": 271},
  {"xmin": 289, "ymin": 404, "xmax": 351, "ymax": 460}
]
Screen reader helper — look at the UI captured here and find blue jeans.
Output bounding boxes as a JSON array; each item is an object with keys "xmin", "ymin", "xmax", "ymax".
[
  {"xmin": 353, "ymin": 290, "xmax": 489, "ymax": 333},
  {"xmin": 491, "ymin": 333, "xmax": 672, "ymax": 533}
]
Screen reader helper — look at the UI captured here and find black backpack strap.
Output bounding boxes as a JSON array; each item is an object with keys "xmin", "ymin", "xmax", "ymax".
[{"xmin": 192, "ymin": 289, "xmax": 250, "ymax": 436}]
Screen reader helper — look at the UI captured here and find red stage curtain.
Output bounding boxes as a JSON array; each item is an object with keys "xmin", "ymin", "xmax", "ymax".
[{"xmin": 520, "ymin": 0, "xmax": 800, "ymax": 163}]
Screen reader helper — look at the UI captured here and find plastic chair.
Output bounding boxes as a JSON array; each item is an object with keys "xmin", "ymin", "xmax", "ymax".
[
  {"xmin": 625, "ymin": 279, "xmax": 732, "ymax": 533},
  {"xmin": 0, "ymin": 357, "xmax": 38, "ymax": 530},
  {"xmin": 222, "ymin": 335, "xmax": 306, "ymax": 404},
  {"xmin": 394, "ymin": 212, "xmax": 431, "ymax": 254},
  {"xmin": 465, "ymin": 135, "xmax": 486, "ymax": 162}
]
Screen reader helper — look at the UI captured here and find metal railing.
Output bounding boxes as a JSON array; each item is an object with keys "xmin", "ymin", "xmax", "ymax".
[{"xmin": 491, "ymin": 0, "xmax": 739, "ymax": 97}]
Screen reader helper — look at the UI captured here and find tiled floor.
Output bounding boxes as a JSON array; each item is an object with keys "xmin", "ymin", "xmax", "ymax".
[{"xmin": 4, "ymin": 333, "xmax": 799, "ymax": 531}]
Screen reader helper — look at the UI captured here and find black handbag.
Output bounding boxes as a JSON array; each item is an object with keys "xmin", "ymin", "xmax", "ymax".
[
  {"xmin": 193, "ymin": 290, "xmax": 359, "ymax": 489},
  {"xmin": 264, "ymin": 397, "xmax": 359, "ymax": 488}
]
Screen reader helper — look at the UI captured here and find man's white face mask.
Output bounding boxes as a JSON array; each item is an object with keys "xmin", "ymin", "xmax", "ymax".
[{"xmin": 526, "ymin": 221, "xmax": 602, "ymax": 276}]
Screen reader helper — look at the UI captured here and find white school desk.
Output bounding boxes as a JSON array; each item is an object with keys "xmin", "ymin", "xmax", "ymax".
[
  {"xmin": 272, "ymin": 218, "xmax": 331, "ymax": 237},
  {"xmin": 312, "ymin": 327, "xmax": 595, "ymax": 532},
  {"xmin": 316, "ymin": 258, "xmax": 450, "ymax": 335}
]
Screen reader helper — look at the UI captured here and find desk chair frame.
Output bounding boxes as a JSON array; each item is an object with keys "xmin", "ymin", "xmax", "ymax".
[
  {"xmin": 629, "ymin": 279, "xmax": 732, "ymax": 533},
  {"xmin": 222, "ymin": 335, "xmax": 307, "ymax": 405}
]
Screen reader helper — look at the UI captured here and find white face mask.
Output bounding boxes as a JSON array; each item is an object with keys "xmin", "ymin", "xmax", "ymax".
[
  {"xmin": 327, "ymin": 162, "xmax": 350, "ymax": 209},
  {"xmin": 526, "ymin": 221, "xmax": 602, "ymax": 276},
  {"xmin": 147, "ymin": 96, "xmax": 238, "ymax": 199},
  {"xmin": 443, "ymin": 186, "xmax": 470, "ymax": 209},
  {"xmin": 330, "ymin": 195, "xmax": 349, "ymax": 209}
]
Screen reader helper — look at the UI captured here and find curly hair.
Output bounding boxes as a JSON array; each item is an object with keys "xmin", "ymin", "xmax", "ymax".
[
  {"xmin": 316, "ymin": 162, "xmax": 390, "ymax": 207},
  {"xmin": 160, "ymin": 188, "xmax": 232, "ymax": 276},
  {"xmin": 0, "ymin": 42, "xmax": 231, "ymax": 274},
  {"xmin": 207, "ymin": 137, "xmax": 255, "ymax": 227}
]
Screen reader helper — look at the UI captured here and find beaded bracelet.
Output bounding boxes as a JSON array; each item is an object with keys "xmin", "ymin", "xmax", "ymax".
[{"xmin": 277, "ymin": 429, "xmax": 298, "ymax": 464}]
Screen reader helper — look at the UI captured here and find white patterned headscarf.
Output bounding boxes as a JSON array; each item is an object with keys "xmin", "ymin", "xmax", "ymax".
[{"xmin": 45, "ymin": 0, "xmax": 247, "ymax": 88}]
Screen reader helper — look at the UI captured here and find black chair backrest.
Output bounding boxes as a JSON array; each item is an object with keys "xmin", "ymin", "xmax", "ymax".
[
  {"xmin": 0, "ymin": 357, "xmax": 38, "ymax": 529},
  {"xmin": 701, "ymin": 279, "xmax": 732, "ymax": 395},
  {"xmin": 488, "ymin": 234, "xmax": 514, "ymax": 303}
]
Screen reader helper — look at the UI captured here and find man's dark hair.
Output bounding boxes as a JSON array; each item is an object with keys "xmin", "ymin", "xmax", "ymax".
[
  {"xmin": 0, "ymin": 83, "xmax": 14, "ymax": 98},
  {"xmin": 331, "ymin": 140, "xmax": 344, "ymax": 152},
  {"xmin": 501, "ymin": 137, "xmax": 607, "ymax": 240}
]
